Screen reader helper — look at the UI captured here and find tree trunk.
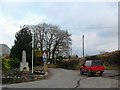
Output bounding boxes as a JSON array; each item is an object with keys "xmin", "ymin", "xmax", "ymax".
[{"xmin": 52, "ymin": 41, "xmax": 59, "ymax": 63}]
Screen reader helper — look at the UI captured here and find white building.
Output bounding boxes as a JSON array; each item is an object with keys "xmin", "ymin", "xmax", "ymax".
[{"xmin": 0, "ymin": 44, "xmax": 10, "ymax": 57}]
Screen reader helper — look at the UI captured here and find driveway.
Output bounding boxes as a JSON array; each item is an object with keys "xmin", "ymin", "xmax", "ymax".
[{"xmin": 2, "ymin": 68, "xmax": 119, "ymax": 88}]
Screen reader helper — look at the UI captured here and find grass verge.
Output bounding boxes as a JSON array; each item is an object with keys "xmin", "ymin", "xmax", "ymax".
[
  {"xmin": 47, "ymin": 64, "xmax": 58, "ymax": 68},
  {"xmin": 105, "ymin": 65, "xmax": 119, "ymax": 70}
]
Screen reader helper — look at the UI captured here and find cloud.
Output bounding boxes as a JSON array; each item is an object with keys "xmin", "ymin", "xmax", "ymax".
[
  {"xmin": 0, "ymin": 13, "xmax": 19, "ymax": 36},
  {"xmin": 72, "ymin": 31, "xmax": 118, "ymax": 56},
  {"xmin": 42, "ymin": 2, "xmax": 117, "ymax": 34},
  {"xmin": 0, "ymin": 12, "xmax": 48, "ymax": 48},
  {"xmin": 0, "ymin": 2, "xmax": 118, "ymax": 56},
  {"xmin": 0, "ymin": 0, "xmax": 119, "ymax": 2},
  {"xmin": 72, "ymin": 32, "xmax": 98, "ymax": 56},
  {"xmin": 19, "ymin": 12, "xmax": 47, "ymax": 26}
]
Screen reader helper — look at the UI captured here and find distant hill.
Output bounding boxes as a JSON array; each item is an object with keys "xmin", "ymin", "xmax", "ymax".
[{"xmin": 85, "ymin": 50, "xmax": 120, "ymax": 65}]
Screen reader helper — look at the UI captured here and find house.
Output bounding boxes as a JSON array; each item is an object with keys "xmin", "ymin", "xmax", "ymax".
[{"xmin": 0, "ymin": 44, "xmax": 11, "ymax": 58}]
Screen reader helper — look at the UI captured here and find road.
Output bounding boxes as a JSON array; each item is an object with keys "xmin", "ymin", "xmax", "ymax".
[{"xmin": 2, "ymin": 68, "xmax": 119, "ymax": 88}]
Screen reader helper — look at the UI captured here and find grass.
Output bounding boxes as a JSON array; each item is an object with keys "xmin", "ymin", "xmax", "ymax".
[
  {"xmin": 47, "ymin": 63, "xmax": 80, "ymax": 70},
  {"xmin": 73, "ymin": 64, "xmax": 80, "ymax": 70},
  {"xmin": 47, "ymin": 64, "xmax": 58, "ymax": 68},
  {"xmin": 104, "ymin": 65, "xmax": 119, "ymax": 70}
]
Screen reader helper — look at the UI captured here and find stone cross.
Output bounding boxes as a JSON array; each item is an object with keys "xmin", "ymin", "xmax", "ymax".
[
  {"xmin": 22, "ymin": 50, "xmax": 26, "ymax": 63},
  {"xmin": 20, "ymin": 50, "xmax": 29, "ymax": 71}
]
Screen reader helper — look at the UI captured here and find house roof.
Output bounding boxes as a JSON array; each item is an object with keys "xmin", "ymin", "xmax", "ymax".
[{"xmin": 0, "ymin": 44, "xmax": 10, "ymax": 49}]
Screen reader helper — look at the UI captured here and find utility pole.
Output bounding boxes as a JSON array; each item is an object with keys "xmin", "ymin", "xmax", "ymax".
[
  {"xmin": 82, "ymin": 35, "xmax": 84, "ymax": 58},
  {"xmin": 32, "ymin": 30, "xmax": 34, "ymax": 74}
]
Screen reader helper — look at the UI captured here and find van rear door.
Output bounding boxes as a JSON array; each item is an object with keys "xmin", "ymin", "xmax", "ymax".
[{"xmin": 91, "ymin": 60, "xmax": 104, "ymax": 71}]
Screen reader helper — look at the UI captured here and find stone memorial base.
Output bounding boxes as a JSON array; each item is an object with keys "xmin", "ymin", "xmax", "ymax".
[
  {"xmin": 34, "ymin": 66, "xmax": 44, "ymax": 74},
  {"xmin": 20, "ymin": 62, "xmax": 29, "ymax": 71}
]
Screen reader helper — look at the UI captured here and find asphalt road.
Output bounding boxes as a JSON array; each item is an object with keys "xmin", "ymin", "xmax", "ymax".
[{"xmin": 2, "ymin": 68, "xmax": 119, "ymax": 88}]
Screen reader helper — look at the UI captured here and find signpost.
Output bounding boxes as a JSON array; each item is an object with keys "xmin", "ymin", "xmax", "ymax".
[
  {"xmin": 32, "ymin": 30, "xmax": 34, "ymax": 74},
  {"xmin": 42, "ymin": 52, "xmax": 47, "ymax": 64},
  {"xmin": 42, "ymin": 52, "xmax": 47, "ymax": 72},
  {"xmin": 82, "ymin": 35, "xmax": 85, "ymax": 58}
]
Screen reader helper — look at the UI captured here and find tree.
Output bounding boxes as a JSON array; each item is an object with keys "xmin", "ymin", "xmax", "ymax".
[
  {"xmin": 35, "ymin": 49, "xmax": 43, "ymax": 65},
  {"xmin": 10, "ymin": 26, "xmax": 32, "ymax": 67},
  {"xmin": 27, "ymin": 23, "xmax": 72, "ymax": 63},
  {"xmin": 11, "ymin": 23, "xmax": 72, "ymax": 66}
]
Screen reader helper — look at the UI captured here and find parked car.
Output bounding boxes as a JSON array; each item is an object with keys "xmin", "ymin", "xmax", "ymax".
[{"xmin": 80, "ymin": 60, "xmax": 105, "ymax": 77}]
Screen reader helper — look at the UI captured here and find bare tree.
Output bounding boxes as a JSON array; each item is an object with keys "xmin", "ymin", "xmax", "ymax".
[{"xmin": 27, "ymin": 23, "xmax": 72, "ymax": 63}]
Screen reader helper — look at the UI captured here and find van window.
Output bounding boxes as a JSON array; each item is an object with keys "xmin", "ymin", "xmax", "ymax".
[
  {"xmin": 85, "ymin": 61, "xmax": 91, "ymax": 66},
  {"xmin": 92, "ymin": 60, "xmax": 102, "ymax": 66}
]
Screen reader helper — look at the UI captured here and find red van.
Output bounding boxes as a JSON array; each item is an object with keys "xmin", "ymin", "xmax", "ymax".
[{"xmin": 80, "ymin": 60, "xmax": 105, "ymax": 77}]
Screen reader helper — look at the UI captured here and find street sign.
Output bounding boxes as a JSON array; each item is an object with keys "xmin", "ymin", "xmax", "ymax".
[{"xmin": 42, "ymin": 52, "xmax": 47, "ymax": 64}]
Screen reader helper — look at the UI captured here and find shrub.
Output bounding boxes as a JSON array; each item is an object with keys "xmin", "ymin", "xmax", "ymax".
[
  {"xmin": 56, "ymin": 56, "xmax": 63, "ymax": 67},
  {"xmin": 47, "ymin": 64, "xmax": 58, "ymax": 68},
  {"xmin": 9, "ymin": 58, "xmax": 20, "ymax": 68},
  {"xmin": 62, "ymin": 60, "xmax": 79, "ymax": 70},
  {"xmin": 2, "ymin": 58, "xmax": 11, "ymax": 70},
  {"xmin": 2, "ymin": 57, "xmax": 21, "ymax": 70}
]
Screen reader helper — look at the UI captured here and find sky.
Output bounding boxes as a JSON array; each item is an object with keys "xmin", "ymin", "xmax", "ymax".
[{"xmin": 0, "ymin": 0, "xmax": 118, "ymax": 57}]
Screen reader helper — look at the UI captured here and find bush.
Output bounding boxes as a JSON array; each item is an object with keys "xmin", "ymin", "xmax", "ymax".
[
  {"xmin": 47, "ymin": 64, "xmax": 58, "ymax": 68},
  {"xmin": 56, "ymin": 56, "xmax": 63, "ymax": 67},
  {"xmin": 2, "ymin": 57, "xmax": 20, "ymax": 71},
  {"xmin": 2, "ymin": 58, "xmax": 11, "ymax": 70},
  {"xmin": 9, "ymin": 58, "xmax": 20, "ymax": 68},
  {"xmin": 62, "ymin": 60, "xmax": 79, "ymax": 70}
]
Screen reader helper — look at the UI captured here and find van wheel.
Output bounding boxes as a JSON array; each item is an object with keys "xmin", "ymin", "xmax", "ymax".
[
  {"xmin": 87, "ymin": 72, "xmax": 91, "ymax": 77},
  {"xmin": 99, "ymin": 72, "xmax": 103, "ymax": 76},
  {"xmin": 80, "ymin": 70, "xmax": 84, "ymax": 75}
]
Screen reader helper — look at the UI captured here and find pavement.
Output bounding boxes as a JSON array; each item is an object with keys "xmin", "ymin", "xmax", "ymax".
[
  {"xmin": 102, "ymin": 70, "xmax": 120, "ymax": 80},
  {"xmin": 1, "ymin": 68, "xmax": 120, "ymax": 88}
]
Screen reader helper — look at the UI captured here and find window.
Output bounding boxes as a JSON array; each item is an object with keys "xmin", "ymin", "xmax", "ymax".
[
  {"xmin": 85, "ymin": 61, "xmax": 91, "ymax": 66},
  {"xmin": 92, "ymin": 60, "xmax": 102, "ymax": 66}
]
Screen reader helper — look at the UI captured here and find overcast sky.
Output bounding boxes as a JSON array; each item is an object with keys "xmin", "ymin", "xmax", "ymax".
[{"xmin": 0, "ymin": 1, "xmax": 118, "ymax": 56}]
